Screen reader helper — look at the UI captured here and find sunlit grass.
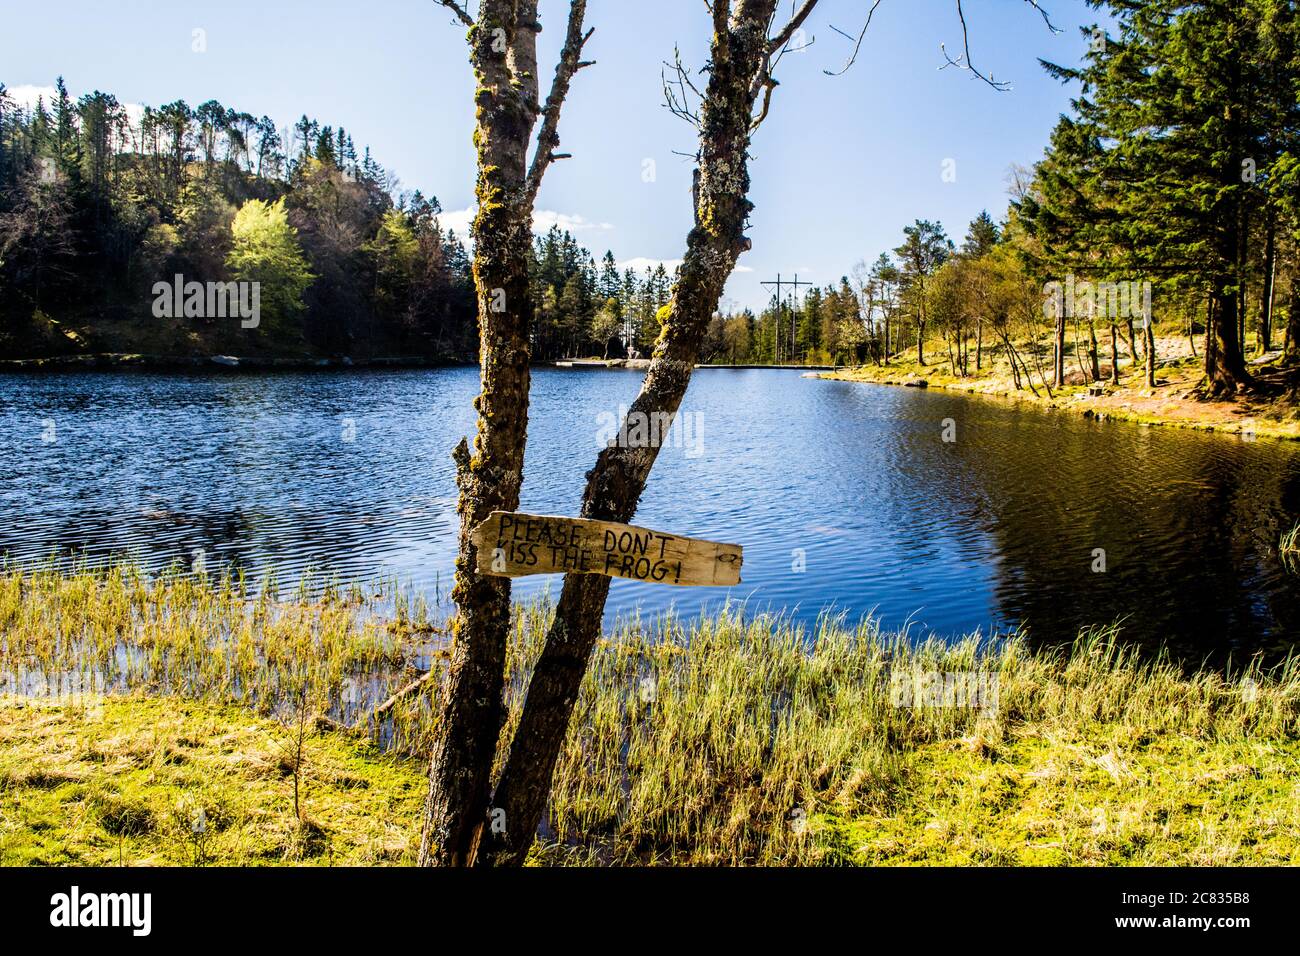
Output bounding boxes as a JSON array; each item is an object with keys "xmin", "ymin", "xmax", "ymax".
[
  {"xmin": 1, "ymin": 563, "xmax": 1297, "ymax": 865},
  {"xmin": 1282, "ymin": 523, "xmax": 1300, "ymax": 564}
]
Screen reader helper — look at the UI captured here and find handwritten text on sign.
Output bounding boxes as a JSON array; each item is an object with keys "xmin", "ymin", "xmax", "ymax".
[{"xmin": 471, "ymin": 512, "xmax": 743, "ymax": 587}]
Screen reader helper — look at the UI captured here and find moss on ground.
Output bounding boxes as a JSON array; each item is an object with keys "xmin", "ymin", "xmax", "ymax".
[
  {"xmin": 0, "ymin": 696, "xmax": 425, "ymax": 866},
  {"xmin": 5, "ymin": 692, "xmax": 1296, "ymax": 866},
  {"xmin": 811, "ymin": 727, "xmax": 1300, "ymax": 865}
]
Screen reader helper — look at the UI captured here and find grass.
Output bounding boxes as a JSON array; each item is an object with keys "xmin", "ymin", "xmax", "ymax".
[
  {"xmin": 1283, "ymin": 524, "xmax": 1300, "ymax": 578},
  {"xmin": 0, "ymin": 696, "xmax": 424, "ymax": 865},
  {"xmin": 2, "ymin": 563, "xmax": 1298, "ymax": 865},
  {"xmin": 1283, "ymin": 523, "xmax": 1300, "ymax": 557}
]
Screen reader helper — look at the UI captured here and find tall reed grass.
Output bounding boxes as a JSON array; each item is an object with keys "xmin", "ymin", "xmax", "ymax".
[{"xmin": 2, "ymin": 562, "xmax": 1296, "ymax": 864}]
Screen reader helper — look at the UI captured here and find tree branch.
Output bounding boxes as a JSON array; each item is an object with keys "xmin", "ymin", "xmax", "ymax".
[
  {"xmin": 525, "ymin": 0, "xmax": 592, "ymax": 203},
  {"xmin": 436, "ymin": 0, "xmax": 475, "ymax": 28},
  {"xmin": 768, "ymin": 0, "xmax": 819, "ymax": 54},
  {"xmin": 1023, "ymin": 0, "xmax": 1062, "ymax": 34},
  {"xmin": 940, "ymin": 0, "xmax": 1061, "ymax": 91},
  {"xmin": 823, "ymin": 0, "xmax": 886, "ymax": 76},
  {"xmin": 940, "ymin": 0, "xmax": 1011, "ymax": 90},
  {"xmin": 664, "ymin": 47, "xmax": 704, "ymax": 128},
  {"xmin": 712, "ymin": 0, "xmax": 732, "ymax": 36},
  {"xmin": 748, "ymin": 0, "xmax": 822, "ymax": 126}
]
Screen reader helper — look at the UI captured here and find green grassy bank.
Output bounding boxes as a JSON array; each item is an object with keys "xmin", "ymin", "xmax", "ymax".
[{"xmin": 1, "ymin": 564, "xmax": 1297, "ymax": 865}]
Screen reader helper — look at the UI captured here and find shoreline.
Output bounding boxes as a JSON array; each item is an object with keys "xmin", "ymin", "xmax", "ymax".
[
  {"xmin": 0, "ymin": 354, "xmax": 842, "ymax": 374},
  {"xmin": 0, "ymin": 353, "xmax": 472, "ymax": 373},
  {"xmin": 819, "ymin": 340, "xmax": 1300, "ymax": 443}
]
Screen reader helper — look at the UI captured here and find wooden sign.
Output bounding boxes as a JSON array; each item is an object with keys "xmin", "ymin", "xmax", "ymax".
[{"xmin": 471, "ymin": 511, "xmax": 742, "ymax": 587}]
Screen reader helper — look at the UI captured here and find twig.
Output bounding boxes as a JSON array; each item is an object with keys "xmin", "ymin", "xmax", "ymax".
[
  {"xmin": 768, "ymin": 0, "xmax": 820, "ymax": 54},
  {"xmin": 823, "ymin": 0, "xmax": 886, "ymax": 76},
  {"xmin": 370, "ymin": 670, "xmax": 436, "ymax": 721},
  {"xmin": 940, "ymin": 0, "xmax": 1010, "ymax": 90},
  {"xmin": 435, "ymin": 0, "xmax": 475, "ymax": 28},
  {"xmin": 1023, "ymin": 0, "xmax": 1062, "ymax": 34},
  {"xmin": 941, "ymin": 0, "xmax": 1061, "ymax": 91},
  {"xmin": 662, "ymin": 47, "xmax": 703, "ymax": 128}
]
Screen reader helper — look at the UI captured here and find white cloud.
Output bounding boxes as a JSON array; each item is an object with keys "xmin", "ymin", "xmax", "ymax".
[
  {"xmin": 423, "ymin": 209, "xmax": 754, "ymax": 285},
  {"xmin": 435, "ymin": 207, "xmax": 614, "ymax": 238},
  {"xmin": 618, "ymin": 257, "xmax": 684, "ymax": 274},
  {"xmin": 534, "ymin": 210, "xmax": 614, "ymax": 233},
  {"xmin": 436, "ymin": 207, "xmax": 475, "ymax": 236},
  {"xmin": 5, "ymin": 85, "xmax": 57, "ymax": 110},
  {"xmin": 616, "ymin": 258, "xmax": 750, "ymax": 275},
  {"xmin": 4, "ymin": 83, "xmax": 146, "ymax": 134}
]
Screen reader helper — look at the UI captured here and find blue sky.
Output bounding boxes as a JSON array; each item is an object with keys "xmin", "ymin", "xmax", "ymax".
[{"xmin": 2, "ymin": 0, "xmax": 1101, "ymax": 309}]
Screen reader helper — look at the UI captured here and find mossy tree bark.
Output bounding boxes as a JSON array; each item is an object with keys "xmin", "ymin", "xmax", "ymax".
[
  {"xmin": 418, "ymin": 0, "xmax": 590, "ymax": 868},
  {"xmin": 477, "ymin": 0, "xmax": 811, "ymax": 868}
]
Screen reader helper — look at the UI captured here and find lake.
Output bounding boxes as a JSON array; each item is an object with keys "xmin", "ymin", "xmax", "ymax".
[{"xmin": 2, "ymin": 366, "xmax": 1298, "ymax": 661}]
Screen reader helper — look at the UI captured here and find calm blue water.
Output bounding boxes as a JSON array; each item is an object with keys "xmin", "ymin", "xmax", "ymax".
[{"xmin": 1, "ymin": 366, "xmax": 1298, "ymax": 660}]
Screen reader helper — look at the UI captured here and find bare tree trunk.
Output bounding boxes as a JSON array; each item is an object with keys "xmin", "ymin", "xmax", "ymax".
[
  {"xmin": 1145, "ymin": 316, "xmax": 1156, "ymax": 388},
  {"xmin": 1119, "ymin": 321, "xmax": 1136, "ymax": 364},
  {"xmin": 1000, "ymin": 330, "xmax": 1023, "ymax": 389},
  {"xmin": 1005, "ymin": 336, "xmax": 1039, "ymax": 397},
  {"xmin": 1026, "ymin": 318, "xmax": 1053, "ymax": 398},
  {"xmin": 1110, "ymin": 322, "xmax": 1120, "ymax": 385},
  {"xmin": 1204, "ymin": 204, "xmax": 1255, "ymax": 393},
  {"xmin": 1073, "ymin": 317, "xmax": 1086, "ymax": 383},
  {"xmin": 1088, "ymin": 317, "xmax": 1101, "ymax": 381},
  {"xmin": 1205, "ymin": 295, "xmax": 1218, "ymax": 368},
  {"xmin": 419, "ymin": 0, "xmax": 590, "ymax": 868},
  {"xmin": 478, "ymin": 0, "xmax": 787, "ymax": 867},
  {"xmin": 1053, "ymin": 307, "xmax": 1065, "ymax": 388}
]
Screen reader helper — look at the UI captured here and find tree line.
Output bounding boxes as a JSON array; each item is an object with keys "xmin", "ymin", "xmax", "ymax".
[
  {"xmin": 0, "ymin": 78, "xmax": 681, "ymax": 362},
  {"xmin": 1020, "ymin": 0, "xmax": 1300, "ymax": 395},
  {"xmin": 711, "ymin": 0, "xmax": 1300, "ymax": 389}
]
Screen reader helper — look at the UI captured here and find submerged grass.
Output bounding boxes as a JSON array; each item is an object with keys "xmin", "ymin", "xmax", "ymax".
[
  {"xmin": 1, "ymin": 564, "xmax": 1297, "ymax": 865},
  {"xmin": 1283, "ymin": 523, "xmax": 1300, "ymax": 562}
]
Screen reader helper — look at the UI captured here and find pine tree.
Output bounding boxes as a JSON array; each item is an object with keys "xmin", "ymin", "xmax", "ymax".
[
  {"xmin": 962, "ymin": 210, "xmax": 1000, "ymax": 257},
  {"xmin": 893, "ymin": 219, "xmax": 951, "ymax": 365},
  {"xmin": 597, "ymin": 250, "xmax": 620, "ymax": 302},
  {"xmin": 51, "ymin": 77, "xmax": 81, "ymax": 180}
]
